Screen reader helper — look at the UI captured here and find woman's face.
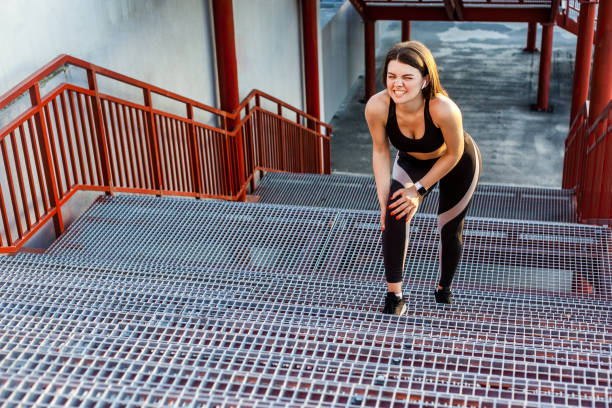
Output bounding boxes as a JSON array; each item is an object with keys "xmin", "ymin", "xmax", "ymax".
[{"xmin": 386, "ymin": 60, "xmax": 426, "ymax": 103}]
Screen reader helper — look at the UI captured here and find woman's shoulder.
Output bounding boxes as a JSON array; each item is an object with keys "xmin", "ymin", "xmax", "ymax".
[
  {"xmin": 364, "ymin": 91, "xmax": 391, "ymax": 124},
  {"xmin": 428, "ymin": 94, "xmax": 461, "ymax": 122}
]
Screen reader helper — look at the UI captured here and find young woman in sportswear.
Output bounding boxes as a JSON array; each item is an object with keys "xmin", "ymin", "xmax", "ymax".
[{"xmin": 364, "ymin": 41, "xmax": 482, "ymax": 314}]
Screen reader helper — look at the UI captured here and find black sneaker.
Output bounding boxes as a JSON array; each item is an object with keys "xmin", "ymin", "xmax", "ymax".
[
  {"xmin": 382, "ymin": 292, "xmax": 406, "ymax": 315},
  {"xmin": 434, "ymin": 287, "xmax": 453, "ymax": 304}
]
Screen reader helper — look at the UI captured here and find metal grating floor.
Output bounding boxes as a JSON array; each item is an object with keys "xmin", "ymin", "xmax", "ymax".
[
  {"xmin": 254, "ymin": 172, "xmax": 578, "ymax": 223},
  {"xmin": 0, "ymin": 194, "xmax": 610, "ymax": 407}
]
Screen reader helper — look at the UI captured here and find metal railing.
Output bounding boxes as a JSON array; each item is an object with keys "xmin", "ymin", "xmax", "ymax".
[
  {"xmin": 557, "ymin": 1, "xmax": 600, "ymax": 35},
  {"xmin": 0, "ymin": 55, "xmax": 332, "ymax": 252},
  {"xmin": 563, "ymin": 101, "xmax": 612, "ymax": 224},
  {"xmin": 234, "ymin": 90, "xmax": 332, "ymax": 197},
  {"xmin": 562, "ymin": 104, "xmax": 589, "ymax": 192}
]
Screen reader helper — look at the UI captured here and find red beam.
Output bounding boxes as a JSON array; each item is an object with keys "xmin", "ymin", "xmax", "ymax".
[
  {"xmin": 365, "ymin": 6, "xmax": 550, "ymax": 22},
  {"xmin": 462, "ymin": 8, "xmax": 550, "ymax": 22},
  {"xmin": 589, "ymin": 0, "xmax": 612, "ymax": 126},
  {"xmin": 302, "ymin": 0, "xmax": 320, "ymax": 121},
  {"xmin": 366, "ymin": 6, "xmax": 448, "ymax": 21},
  {"xmin": 570, "ymin": 1, "xmax": 598, "ymax": 125}
]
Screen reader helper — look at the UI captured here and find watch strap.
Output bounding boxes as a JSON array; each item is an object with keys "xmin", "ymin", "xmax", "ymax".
[{"xmin": 414, "ymin": 181, "xmax": 427, "ymax": 196}]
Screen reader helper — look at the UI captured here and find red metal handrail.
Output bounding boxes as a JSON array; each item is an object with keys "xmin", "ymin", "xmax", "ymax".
[
  {"xmin": 581, "ymin": 101, "xmax": 612, "ymax": 224},
  {"xmin": 563, "ymin": 100, "xmax": 612, "ymax": 224},
  {"xmin": 0, "ymin": 55, "xmax": 332, "ymax": 252}
]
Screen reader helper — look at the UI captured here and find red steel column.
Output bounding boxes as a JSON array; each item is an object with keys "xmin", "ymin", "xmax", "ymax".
[
  {"xmin": 402, "ymin": 20, "xmax": 410, "ymax": 42},
  {"xmin": 589, "ymin": 0, "xmax": 612, "ymax": 126},
  {"xmin": 535, "ymin": 23, "xmax": 554, "ymax": 112},
  {"xmin": 570, "ymin": 1, "xmax": 598, "ymax": 125},
  {"xmin": 302, "ymin": 0, "xmax": 320, "ymax": 121},
  {"xmin": 524, "ymin": 22, "xmax": 538, "ymax": 52},
  {"xmin": 364, "ymin": 19, "xmax": 376, "ymax": 101},
  {"xmin": 212, "ymin": 0, "xmax": 240, "ymax": 113},
  {"xmin": 212, "ymin": 0, "xmax": 245, "ymax": 200}
]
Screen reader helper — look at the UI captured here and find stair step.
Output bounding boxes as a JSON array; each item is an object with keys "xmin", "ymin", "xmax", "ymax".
[
  {"xmin": 255, "ymin": 172, "xmax": 577, "ymax": 223},
  {"xmin": 3, "ymin": 253, "xmax": 612, "ymax": 320},
  {"xmin": 40, "ymin": 195, "xmax": 611, "ymax": 303}
]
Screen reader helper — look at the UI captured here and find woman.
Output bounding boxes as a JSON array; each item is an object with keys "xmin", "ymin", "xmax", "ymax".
[{"xmin": 365, "ymin": 41, "xmax": 482, "ymax": 314}]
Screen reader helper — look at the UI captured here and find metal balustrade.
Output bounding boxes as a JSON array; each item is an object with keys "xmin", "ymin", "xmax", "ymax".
[
  {"xmin": 564, "ymin": 101, "xmax": 612, "ymax": 224},
  {"xmin": 0, "ymin": 55, "xmax": 331, "ymax": 253}
]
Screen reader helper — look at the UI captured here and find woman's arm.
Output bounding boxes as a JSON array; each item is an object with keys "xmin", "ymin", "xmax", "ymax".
[
  {"xmin": 418, "ymin": 96, "xmax": 465, "ymax": 190},
  {"xmin": 365, "ymin": 94, "xmax": 391, "ymax": 209}
]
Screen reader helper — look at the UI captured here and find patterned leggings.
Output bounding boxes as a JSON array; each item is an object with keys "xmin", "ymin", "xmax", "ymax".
[{"xmin": 382, "ymin": 134, "xmax": 482, "ymax": 287}]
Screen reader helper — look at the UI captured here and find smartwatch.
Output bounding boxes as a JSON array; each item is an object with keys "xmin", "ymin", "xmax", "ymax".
[{"xmin": 414, "ymin": 181, "xmax": 427, "ymax": 197}]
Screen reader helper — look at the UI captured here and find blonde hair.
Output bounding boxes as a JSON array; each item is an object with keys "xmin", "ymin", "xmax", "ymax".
[{"xmin": 381, "ymin": 41, "xmax": 447, "ymax": 99}]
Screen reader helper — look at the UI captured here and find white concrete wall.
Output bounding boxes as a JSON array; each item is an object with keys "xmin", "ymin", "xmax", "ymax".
[
  {"xmin": 321, "ymin": 2, "xmax": 363, "ymax": 122},
  {"xmin": 320, "ymin": 2, "xmax": 395, "ymax": 122},
  {"xmin": 0, "ymin": 0, "xmax": 219, "ymax": 249},
  {"xmin": 0, "ymin": 0, "xmax": 217, "ymax": 107},
  {"xmin": 232, "ymin": 0, "xmax": 305, "ymax": 111}
]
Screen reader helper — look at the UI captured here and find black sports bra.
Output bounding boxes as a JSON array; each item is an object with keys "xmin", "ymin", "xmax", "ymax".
[{"xmin": 385, "ymin": 98, "xmax": 445, "ymax": 153}]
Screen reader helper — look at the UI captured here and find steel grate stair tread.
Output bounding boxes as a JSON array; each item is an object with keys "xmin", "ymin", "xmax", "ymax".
[
  {"xmin": 0, "ymin": 187, "xmax": 609, "ymax": 407},
  {"xmin": 254, "ymin": 172, "xmax": 578, "ymax": 223},
  {"xmin": 1, "ymin": 313, "xmax": 610, "ymax": 405},
  {"xmin": 1, "ymin": 257, "xmax": 611, "ymax": 329}
]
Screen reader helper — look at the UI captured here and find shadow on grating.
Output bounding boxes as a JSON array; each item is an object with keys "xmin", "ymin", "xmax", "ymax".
[
  {"xmin": 0, "ymin": 194, "xmax": 610, "ymax": 407},
  {"xmin": 254, "ymin": 172, "xmax": 577, "ymax": 223}
]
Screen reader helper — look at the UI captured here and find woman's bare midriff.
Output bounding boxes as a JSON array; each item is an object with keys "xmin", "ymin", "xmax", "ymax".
[{"xmin": 405, "ymin": 144, "xmax": 447, "ymax": 160}]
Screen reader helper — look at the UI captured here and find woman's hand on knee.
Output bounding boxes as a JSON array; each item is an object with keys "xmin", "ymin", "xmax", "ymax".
[{"xmin": 388, "ymin": 187, "xmax": 420, "ymax": 222}]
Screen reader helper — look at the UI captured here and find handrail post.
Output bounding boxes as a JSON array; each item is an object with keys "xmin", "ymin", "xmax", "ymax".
[
  {"xmin": 255, "ymin": 94, "xmax": 265, "ymax": 182},
  {"xmin": 244, "ymin": 102, "xmax": 256, "ymax": 193},
  {"xmin": 299, "ymin": 125, "xmax": 304, "ymax": 173},
  {"xmin": 221, "ymin": 116, "xmax": 234, "ymax": 198},
  {"xmin": 325, "ymin": 126, "xmax": 331, "ymax": 174},
  {"xmin": 186, "ymin": 104, "xmax": 203, "ymax": 198},
  {"xmin": 143, "ymin": 89, "xmax": 163, "ymax": 196},
  {"xmin": 315, "ymin": 123, "xmax": 322, "ymax": 174},
  {"xmin": 231, "ymin": 112, "xmax": 247, "ymax": 201},
  {"xmin": 576, "ymin": 117, "xmax": 587, "ymax": 221},
  {"xmin": 29, "ymin": 84, "xmax": 64, "ymax": 237},
  {"xmin": 277, "ymin": 105, "xmax": 286, "ymax": 170},
  {"xmin": 86, "ymin": 68, "xmax": 113, "ymax": 193}
]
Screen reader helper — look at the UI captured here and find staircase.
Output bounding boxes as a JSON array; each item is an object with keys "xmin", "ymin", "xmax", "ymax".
[{"xmin": 0, "ymin": 173, "xmax": 610, "ymax": 406}]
